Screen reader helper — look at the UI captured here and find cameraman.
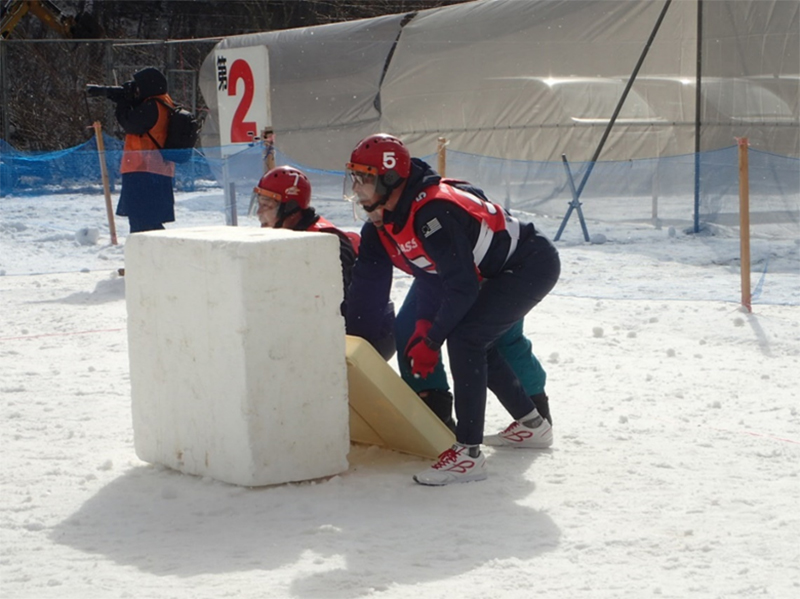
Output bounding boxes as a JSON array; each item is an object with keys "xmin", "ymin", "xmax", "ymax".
[{"xmin": 100, "ymin": 67, "xmax": 176, "ymax": 234}]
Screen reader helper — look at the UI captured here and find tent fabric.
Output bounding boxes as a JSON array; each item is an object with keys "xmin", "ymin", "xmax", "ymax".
[
  {"xmin": 198, "ymin": 13, "xmax": 410, "ymax": 169},
  {"xmin": 198, "ymin": 0, "xmax": 799, "ymax": 171}
]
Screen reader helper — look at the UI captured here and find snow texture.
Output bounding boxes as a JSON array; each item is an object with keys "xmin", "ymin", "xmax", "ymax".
[
  {"xmin": 1, "ymin": 189, "xmax": 799, "ymax": 599},
  {"xmin": 125, "ymin": 227, "xmax": 349, "ymax": 486}
]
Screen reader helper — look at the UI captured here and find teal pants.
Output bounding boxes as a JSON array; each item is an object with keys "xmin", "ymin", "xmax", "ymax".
[{"xmin": 395, "ymin": 282, "xmax": 546, "ymax": 396}]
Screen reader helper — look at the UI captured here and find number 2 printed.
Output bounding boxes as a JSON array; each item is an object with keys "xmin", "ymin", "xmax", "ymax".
[{"xmin": 228, "ymin": 59, "xmax": 256, "ymax": 143}]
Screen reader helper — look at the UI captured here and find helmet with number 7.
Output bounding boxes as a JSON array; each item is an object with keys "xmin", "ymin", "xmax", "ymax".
[
  {"xmin": 347, "ymin": 134, "xmax": 411, "ymax": 203},
  {"xmin": 255, "ymin": 166, "xmax": 311, "ymax": 210},
  {"xmin": 250, "ymin": 166, "xmax": 311, "ymax": 226}
]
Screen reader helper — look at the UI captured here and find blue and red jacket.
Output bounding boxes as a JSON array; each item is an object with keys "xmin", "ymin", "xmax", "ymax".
[
  {"xmin": 347, "ymin": 158, "xmax": 549, "ymax": 349},
  {"xmin": 379, "ymin": 178, "xmax": 520, "ymax": 277}
]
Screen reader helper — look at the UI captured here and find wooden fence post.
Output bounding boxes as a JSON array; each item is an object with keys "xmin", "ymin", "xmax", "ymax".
[
  {"xmin": 93, "ymin": 121, "xmax": 118, "ymax": 245},
  {"xmin": 738, "ymin": 137, "xmax": 751, "ymax": 312},
  {"xmin": 437, "ymin": 137, "xmax": 448, "ymax": 177}
]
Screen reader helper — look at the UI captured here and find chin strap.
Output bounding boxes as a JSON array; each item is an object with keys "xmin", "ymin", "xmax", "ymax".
[
  {"xmin": 363, "ymin": 175, "xmax": 404, "ymax": 212},
  {"xmin": 274, "ymin": 203, "xmax": 301, "ymax": 228},
  {"xmin": 362, "ymin": 192, "xmax": 391, "ymax": 213}
]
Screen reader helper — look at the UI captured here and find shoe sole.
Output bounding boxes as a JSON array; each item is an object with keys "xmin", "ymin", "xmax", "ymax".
[
  {"xmin": 413, "ymin": 471, "xmax": 488, "ymax": 486},
  {"xmin": 483, "ymin": 437, "xmax": 553, "ymax": 449}
]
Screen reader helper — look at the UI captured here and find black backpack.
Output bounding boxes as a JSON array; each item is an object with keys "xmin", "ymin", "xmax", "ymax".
[{"xmin": 147, "ymin": 98, "xmax": 200, "ymax": 164}]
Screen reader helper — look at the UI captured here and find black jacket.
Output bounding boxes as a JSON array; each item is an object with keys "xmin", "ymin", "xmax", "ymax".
[
  {"xmin": 115, "ymin": 67, "xmax": 168, "ymax": 136},
  {"xmin": 385, "ymin": 159, "xmax": 542, "ymax": 347},
  {"xmin": 293, "ymin": 208, "xmax": 356, "ymax": 309},
  {"xmin": 350, "ymin": 158, "xmax": 553, "ymax": 349}
]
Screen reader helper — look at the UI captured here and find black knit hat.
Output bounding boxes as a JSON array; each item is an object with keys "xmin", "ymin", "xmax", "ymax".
[{"xmin": 132, "ymin": 67, "xmax": 167, "ymax": 98}]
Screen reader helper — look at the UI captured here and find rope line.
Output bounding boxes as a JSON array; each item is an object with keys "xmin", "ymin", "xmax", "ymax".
[{"xmin": 707, "ymin": 425, "xmax": 800, "ymax": 446}]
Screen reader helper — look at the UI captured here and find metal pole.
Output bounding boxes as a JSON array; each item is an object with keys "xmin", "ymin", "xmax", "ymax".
[
  {"xmin": 228, "ymin": 181, "xmax": 237, "ymax": 226},
  {"xmin": 693, "ymin": 0, "xmax": 703, "ymax": 234},
  {"xmin": 574, "ymin": 0, "xmax": 673, "ymax": 201},
  {"xmin": 555, "ymin": 155, "xmax": 591, "ymax": 242},
  {"xmin": 0, "ymin": 40, "xmax": 9, "ymax": 143},
  {"xmin": 104, "ymin": 39, "xmax": 115, "ymax": 133},
  {"xmin": 555, "ymin": 0, "xmax": 673, "ymax": 241},
  {"xmin": 0, "ymin": 40, "xmax": 6, "ymax": 195},
  {"xmin": 651, "ymin": 160, "xmax": 660, "ymax": 228}
]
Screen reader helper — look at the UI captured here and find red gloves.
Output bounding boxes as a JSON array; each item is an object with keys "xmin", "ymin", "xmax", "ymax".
[
  {"xmin": 405, "ymin": 320, "xmax": 439, "ymax": 379},
  {"xmin": 406, "ymin": 319, "xmax": 433, "ymax": 350}
]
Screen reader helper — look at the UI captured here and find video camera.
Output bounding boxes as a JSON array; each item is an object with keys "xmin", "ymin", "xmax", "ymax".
[{"xmin": 85, "ymin": 81, "xmax": 136, "ymax": 103}]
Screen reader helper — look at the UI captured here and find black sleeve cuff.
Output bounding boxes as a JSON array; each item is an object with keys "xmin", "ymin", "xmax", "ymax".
[{"xmin": 424, "ymin": 336, "xmax": 441, "ymax": 351}]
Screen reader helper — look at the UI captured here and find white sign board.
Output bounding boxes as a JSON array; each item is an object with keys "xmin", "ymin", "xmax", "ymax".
[{"xmin": 215, "ymin": 45, "xmax": 270, "ymax": 155}]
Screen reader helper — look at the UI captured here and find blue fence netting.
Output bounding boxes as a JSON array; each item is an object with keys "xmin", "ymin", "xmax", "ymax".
[
  {"xmin": 0, "ymin": 134, "xmax": 217, "ymax": 196},
  {"xmin": 1, "ymin": 136, "xmax": 798, "ymax": 237},
  {"xmin": 2, "ymin": 135, "xmax": 797, "ymax": 304}
]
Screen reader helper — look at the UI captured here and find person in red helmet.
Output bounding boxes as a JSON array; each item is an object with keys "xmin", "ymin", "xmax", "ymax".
[
  {"xmin": 344, "ymin": 167, "xmax": 554, "ymax": 436},
  {"xmin": 251, "ymin": 166, "xmax": 358, "ymax": 308},
  {"xmin": 345, "ymin": 133, "xmax": 560, "ymax": 486}
]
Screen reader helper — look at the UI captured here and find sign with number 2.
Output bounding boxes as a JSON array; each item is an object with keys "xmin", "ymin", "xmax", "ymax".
[{"xmin": 215, "ymin": 45, "xmax": 271, "ymax": 155}]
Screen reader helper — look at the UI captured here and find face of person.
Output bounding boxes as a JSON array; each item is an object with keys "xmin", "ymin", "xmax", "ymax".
[
  {"xmin": 350, "ymin": 171, "xmax": 377, "ymax": 204},
  {"xmin": 256, "ymin": 196, "xmax": 281, "ymax": 228},
  {"xmin": 366, "ymin": 205, "xmax": 385, "ymax": 227},
  {"xmin": 347, "ymin": 170, "xmax": 383, "ymax": 225}
]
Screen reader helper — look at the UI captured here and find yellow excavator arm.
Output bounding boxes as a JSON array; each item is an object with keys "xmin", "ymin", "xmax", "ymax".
[{"xmin": 1, "ymin": 0, "xmax": 99, "ymax": 40}]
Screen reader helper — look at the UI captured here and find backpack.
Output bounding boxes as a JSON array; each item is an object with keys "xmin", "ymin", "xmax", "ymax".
[{"xmin": 147, "ymin": 98, "xmax": 200, "ymax": 164}]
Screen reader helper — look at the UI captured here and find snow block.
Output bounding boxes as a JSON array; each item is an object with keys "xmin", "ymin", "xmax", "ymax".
[
  {"xmin": 345, "ymin": 335, "xmax": 455, "ymax": 459},
  {"xmin": 124, "ymin": 226, "xmax": 349, "ymax": 486}
]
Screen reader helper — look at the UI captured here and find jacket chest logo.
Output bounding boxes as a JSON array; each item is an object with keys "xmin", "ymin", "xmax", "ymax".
[{"xmin": 398, "ymin": 238, "xmax": 419, "ymax": 253}]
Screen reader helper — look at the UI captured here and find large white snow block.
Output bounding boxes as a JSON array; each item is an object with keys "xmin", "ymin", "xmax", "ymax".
[{"xmin": 124, "ymin": 226, "xmax": 349, "ymax": 486}]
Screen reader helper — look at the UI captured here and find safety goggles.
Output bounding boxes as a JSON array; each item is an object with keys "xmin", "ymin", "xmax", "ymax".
[
  {"xmin": 348, "ymin": 170, "xmax": 376, "ymax": 187},
  {"xmin": 344, "ymin": 163, "xmax": 382, "ymax": 220},
  {"xmin": 248, "ymin": 186, "xmax": 281, "ymax": 217},
  {"xmin": 344, "ymin": 163, "xmax": 378, "ymax": 196}
]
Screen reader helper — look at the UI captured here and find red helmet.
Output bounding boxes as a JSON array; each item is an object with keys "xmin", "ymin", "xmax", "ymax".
[
  {"xmin": 254, "ymin": 166, "xmax": 312, "ymax": 211},
  {"xmin": 347, "ymin": 133, "xmax": 411, "ymax": 194}
]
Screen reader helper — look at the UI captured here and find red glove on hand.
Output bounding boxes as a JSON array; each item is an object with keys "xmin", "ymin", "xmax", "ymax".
[
  {"xmin": 405, "ymin": 319, "xmax": 433, "ymax": 354},
  {"xmin": 405, "ymin": 320, "xmax": 438, "ymax": 379}
]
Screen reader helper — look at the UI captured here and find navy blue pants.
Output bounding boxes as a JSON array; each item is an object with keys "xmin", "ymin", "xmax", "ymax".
[
  {"xmin": 448, "ymin": 239, "xmax": 560, "ymax": 445},
  {"xmin": 127, "ymin": 217, "xmax": 165, "ymax": 233},
  {"xmin": 396, "ymin": 282, "xmax": 548, "ymax": 397},
  {"xmin": 117, "ymin": 172, "xmax": 174, "ymax": 234}
]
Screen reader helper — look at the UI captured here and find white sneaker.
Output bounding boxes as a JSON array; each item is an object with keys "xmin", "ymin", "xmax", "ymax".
[
  {"xmin": 413, "ymin": 444, "xmax": 488, "ymax": 486},
  {"xmin": 484, "ymin": 413, "xmax": 553, "ymax": 448}
]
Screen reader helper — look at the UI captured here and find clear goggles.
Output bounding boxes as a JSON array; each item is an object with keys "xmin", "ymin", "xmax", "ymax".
[
  {"xmin": 248, "ymin": 186, "xmax": 282, "ymax": 217},
  {"xmin": 343, "ymin": 163, "xmax": 380, "ymax": 221}
]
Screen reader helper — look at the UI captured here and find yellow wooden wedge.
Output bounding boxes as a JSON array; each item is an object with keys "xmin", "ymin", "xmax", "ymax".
[{"xmin": 345, "ymin": 335, "xmax": 455, "ymax": 459}]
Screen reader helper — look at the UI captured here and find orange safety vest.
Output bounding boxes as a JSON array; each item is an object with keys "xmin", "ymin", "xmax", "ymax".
[{"xmin": 120, "ymin": 94, "xmax": 176, "ymax": 177}]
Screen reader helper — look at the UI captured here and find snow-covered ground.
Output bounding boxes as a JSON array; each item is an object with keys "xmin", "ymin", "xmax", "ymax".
[{"xmin": 1, "ymin": 189, "xmax": 799, "ymax": 598}]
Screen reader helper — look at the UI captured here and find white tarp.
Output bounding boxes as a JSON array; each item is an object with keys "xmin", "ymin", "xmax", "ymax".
[{"xmin": 198, "ymin": 0, "xmax": 799, "ymax": 171}]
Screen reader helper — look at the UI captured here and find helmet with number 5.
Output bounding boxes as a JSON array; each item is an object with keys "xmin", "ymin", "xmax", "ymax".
[{"xmin": 347, "ymin": 134, "xmax": 411, "ymax": 208}]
